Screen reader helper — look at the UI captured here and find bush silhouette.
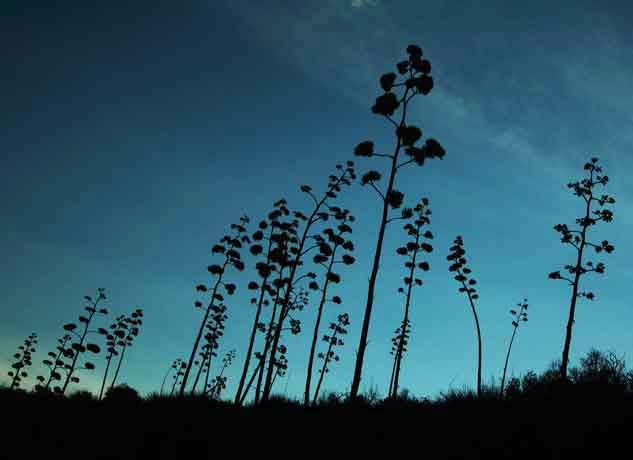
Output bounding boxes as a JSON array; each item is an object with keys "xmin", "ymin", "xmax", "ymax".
[
  {"xmin": 104, "ymin": 383, "xmax": 141, "ymax": 403},
  {"xmin": 350, "ymin": 44, "xmax": 445, "ymax": 399}
]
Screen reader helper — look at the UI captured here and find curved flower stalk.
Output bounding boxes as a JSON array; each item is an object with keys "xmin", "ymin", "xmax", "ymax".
[
  {"xmin": 98, "ymin": 314, "xmax": 127, "ymax": 400},
  {"xmin": 303, "ymin": 209, "xmax": 356, "ymax": 405},
  {"xmin": 234, "ymin": 200, "xmax": 291, "ymax": 404},
  {"xmin": 447, "ymin": 237, "xmax": 482, "ymax": 397},
  {"xmin": 500, "ymin": 299, "xmax": 528, "ymax": 396},
  {"xmin": 193, "ymin": 304, "xmax": 227, "ymax": 394},
  {"xmin": 388, "ymin": 198, "xmax": 433, "ymax": 399},
  {"xmin": 160, "ymin": 359, "xmax": 176, "ymax": 396},
  {"xmin": 108, "ymin": 308, "xmax": 143, "ymax": 392},
  {"xmin": 8, "ymin": 333, "xmax": 37, "ymax": 389},
  {"xmin": 350, "ymin": 44, "xmax": 445, "ymax": 399},
  {"xmin": 39, "ymin": 289, "xmax": 108, "ymax": 395},
  {"xmin": 180, "ymin": 216, "xmax": 249, "ymax": 395},
  {"xmin": 261, "ymin": 163, "xmax": 356, "ymax": 403},
  {"xmin": 549, "ymin": 157, "xmax": 615, "ymax": 379},
  {"xmin": 207, "ymin": 349, "xmax": 235, "ymax": 398},
  {"xmin": 313, "ymin": 313, "xmax": 350, "ymax": 404}
]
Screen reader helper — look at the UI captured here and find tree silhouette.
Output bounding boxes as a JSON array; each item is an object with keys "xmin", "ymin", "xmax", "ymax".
[
  {"xmin": 388, "ymin": 198, "xmax": 433, "ymax": 399},
  {"xmin": 8, "ymin": 333, "xmax": 37, "ymax": 389},
  {"xmin": 313, "ymin": 313, "xmax": 350, "ymax": 404},
  {"xmin": 447, "ymin": 236, "xmax": 482, "ymax": 397},
  {"xmin": 500, "ymin": 299, "xmax": 528, "ymax": 396},
  {"xmin": 303, "ymin": 209, "xmax": 355, "ymax": 405},
  {"xmin": 180, "ymin": 216, "xmax": 249, "ymax": 395},
  {"xmin": 549, "ymin": 157, "xmax": 615, "ymax": 379},
  {"xmin": 350, "ymin": 44, "xmax": 445, "ymax": 399}
]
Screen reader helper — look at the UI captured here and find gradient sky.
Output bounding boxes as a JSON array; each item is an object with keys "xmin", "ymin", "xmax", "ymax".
[{"xmin": 2, "ymin": 1, "xmax": 633, "ymax": 399}]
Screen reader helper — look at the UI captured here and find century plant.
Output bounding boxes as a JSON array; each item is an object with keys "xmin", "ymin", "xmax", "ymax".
[
  {"xmin": 98, "ymin": 314, "xmax": 127, "ymax": 400},
  {"xmin": 8, "ymin": 333, "xmax": 37, "ymax": 389},
  {"xmin": 350, "ymin": 44, "xmax": 445, "ymax": 398},
  {"xmin": 207, "ymin": 349, "xmax": 235, "ymax": 398},
  {"xmin": 37, "ymin": 289, "xmax": 108, "ymax": 395},
  {"xmin": 180, "ymin": 216, "xmax": 249, "ymax": 395},
  {"xmin": 193, "ymin": 303, "xmax": 227, "ymax": 394},
  {"xmin": 447, "ymin": 236, "xmax": 482, "ymax": 397},
  {"xmin": 313, "ymin": 313, "xmax": 350, "ymax": 404},
  {"xmin": 107, "ymin": 308, "xmax": 143, "ymax": 392},
  {"xmin": 260, "ymin": 162, "xmax": 356, "ymax": 403},
  {"xmin": 303, "ymin": 209, "xmax": 356, "ymax": 405},
  {"xmin": 500, "ymin": 299, "xmax": 528, "ymax": 396},
  {"xmin": 169, "ymin": 359, "xmax": 186, "ymax": 397},
  {"xmin": 548, "ymin": 157, "xmax": 615, "ymax": 379},
  {"xmin": 234, "ymin": 200, "xmax": 290, "ymax": 404},
  {"xmin": 388, "ymin": 198, "xmax": 433, "ymax": 399}
]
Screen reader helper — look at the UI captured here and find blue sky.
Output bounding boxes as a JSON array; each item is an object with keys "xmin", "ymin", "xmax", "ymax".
[{"xmin": 2, "ymin": 0, "xmax": 633, "ymax": 399}]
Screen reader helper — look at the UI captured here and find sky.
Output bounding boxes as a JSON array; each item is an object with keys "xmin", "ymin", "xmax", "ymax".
[{"xmin": 2, "ymin": 0, "xmax": 633, "ymax": 399}]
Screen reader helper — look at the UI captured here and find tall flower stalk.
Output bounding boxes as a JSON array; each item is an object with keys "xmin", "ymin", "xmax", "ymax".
[
  {"xmin": 350, "ymin": 44, "xmax": 445, "ymax": 399},
  {"xmin": 500, "ymin": 299, "xmax": 528, "ymax": 396},
  {"xmin": 180, "ymin": 216, "xmax": 248, "ymax": 395},
  {"xmin": 447, "ymin": 237, "xmax": 482, "ymax": 396},
  {"xmin": 388, "ymin": 198, "xmax": 433, "ymax": 399},
  {"xmin": 549, "ymin": 157, "xmax": 615, "ymax": 379},
  {"xmin": 8, "ymin": 333, "xmax": 37, "ymax": 389}
]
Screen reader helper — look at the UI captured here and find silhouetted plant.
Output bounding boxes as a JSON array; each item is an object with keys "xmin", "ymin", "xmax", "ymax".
[
  {"xmin": 36, "ymin": 334, "xmax": 71, "ymax": 391},
  {"xmin": 99, "ymin": 308, "xmax": 143, "ymax": 399},
  {"xmin": 181, "ymin": 216, "xmax": 249, "ymax": 395},
  {"xmin": 234, "ymin": 200, "xmax": 290, "ymax": 404},
  {"xmin": 548, "ymin": 157, "xmax": 615, "ymax": 379},
  {"xmin": 8, "ymin": 333, "xmax": 37, "ymax": 389},
  {"xmin": 303, "ymin": 209, "xmax": 355, "ymax": 405},
  {"xmin": 500, "ymin": 299, "xmax": 528, "ymax": 396},
  {"xmin": 350, "ymin": 44, "xmax": 445, "ymax": 399},
  {"xmin": 447, "ymin": 236, "xmax": 482, "ymax": 396},
  {"xmin": 259, "ymin": 161, "xmax": 356, "ymax": 403},
  {"xmin": 169, "ymin": 358, "xmax": 186, "ymax": 397},
  {"xmin": 193, "ymin": 303, "xmax": 226, "ymax": 394},
  {"xmin": 40, "ymin": 289, "xmax": 108, "ymax": 394},
  {"xmin": 207, "ymin": 349, "xmax": 235, "ymax": 398},
  {"xmin": 388, "ymin": 198, "xmax": 433, "ymax": 399},
  {"xmin": 313, "ymin": 313, "xmax": 350, "ymax": 404}
]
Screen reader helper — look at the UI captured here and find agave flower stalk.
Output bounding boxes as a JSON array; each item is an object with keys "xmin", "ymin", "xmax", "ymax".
[
  {"xmin": 447, "ymin": 236, "xmax": 482, "ymax": 397},
  {"xmin": 98, "ymin": 314, "xmax": 127, "ymax": 400},
  {"xmin": 8, "ymin": 333, "xmax": 37, "ymax": 389},
  {"xmin": 261, "ymin": 163, "xmax": 356, "ymax": 402},
  {"xmin": 160, "ymin": 359, "xmax": 176, "ymax": 396},
  {"xmin": 108, "ymin": 308, "xmax": 143, "ymax": 392},
  {"xmin": 549, "ymin": 157, "xmax": 615, "ymax": 379},
  {"xmin": 207, "ymin": 349, "xmax": 235, "ymax": 398},
  {"xmin": 180, "ymin": 216, "xmax": 249, "ymax": 395},
  {"xmin": 234, "ymin": 200, "xmax": 290, "ymax": 404},
  {"xmin": 388, "ymin": 198, "xmax": 433, "ymax": 399},
  {"xmin": 350, "ymin": 44, "xmax": 445, "ymax": 399},
  {"xmin": 59, "ymin": 289, "xmax": 108, "ymax": 394},
  {"xmin": 192, "ymin": 304, "xmax": 226, "ymax": 394},
  {"xmin": 313, "ymin": 313, "xmax": 350, "ymax": 404},
  {"xmin": 37, "ymin": 334, "xmax": 71, "ymax": 391},
  {"xmin": 304, "ymin": 210, "xmax": 356, "ymax": 405},
  {"xmin": 170, "ymin": 359, "xmax": 186, "ymax": 397},
  {"xmin": 500, "ymin": 299, "xmax": 528, "ymax": 396}
]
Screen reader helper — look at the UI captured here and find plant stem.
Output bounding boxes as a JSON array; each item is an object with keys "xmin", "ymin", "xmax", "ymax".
[
  {"xmin": 560, "ymin": 194, "xmax": 592, "ymax": 379},
  {"xmin": 304, "ymin": 247, "xmax": 338, "ymax": 405},
  {"xmin": 350, "ymin": 89, "xmax": 410, "ymax": 399},
  {"xmin": 179, "ymin": 258, "xmax": 228, "ymax": 396},
  {"xmin": 500, "ymin": 325, "xmax": 518, "ymax": 396}
]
